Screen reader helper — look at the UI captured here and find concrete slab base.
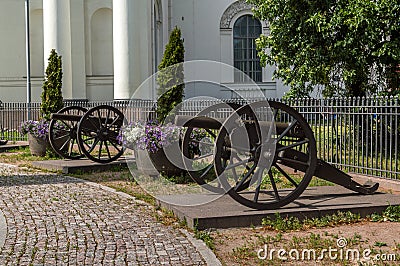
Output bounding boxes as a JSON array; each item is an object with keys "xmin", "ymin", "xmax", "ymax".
[
  {"xmin": 0, "ymin": 141, "xmax": 28, "ymax": 152},
  {"xmin": 156, "ymin": 186, "xmax": 400, "ymax": 230},
  {"xmin": 32, "ymin": 157, "xmax": 135, "ymax": 174}
]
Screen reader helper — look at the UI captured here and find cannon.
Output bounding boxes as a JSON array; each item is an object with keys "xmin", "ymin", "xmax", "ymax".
[
  {"xmin": 48, "ymin": 105, "xmax": 125, "ymax": 163},
  {"xmin": 49, "ymin": 101, "xmax": 379, "ymax": 210},
  {"xmin": 175, "ymin": 100, "xmax": 379, "ymax": 210}
]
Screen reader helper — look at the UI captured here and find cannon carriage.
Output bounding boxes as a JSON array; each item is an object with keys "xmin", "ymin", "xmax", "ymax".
[
  {"xmin": 49, "ymin": 105, "xmax": 125, "ymax": 163},
  {"xmin": 48, "ymin": 101, "xmax": 379, "ymax": 210}
]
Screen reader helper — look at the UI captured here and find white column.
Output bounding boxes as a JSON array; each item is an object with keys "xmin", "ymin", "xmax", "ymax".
[
  {"xmin": 43, "ymin": 0, "xmax": 59, "ymax": 60},
  {"xmin": 43, "ymin": 0, "xmax": 73, "ymax": 99},
  {"xmin": 69, "ymin": 0, "xmax": 86, "ymax": 99},
  {"xmin": 43, "ymin": 0, "xmax": 86, "ymax": 100},
  {"xmin": 113, "ymin": 0, "xmax": 134, "ymax": 100},
  {"xmin": 113, "ymin": 0, "xmax": 152, "ymax": 100}
]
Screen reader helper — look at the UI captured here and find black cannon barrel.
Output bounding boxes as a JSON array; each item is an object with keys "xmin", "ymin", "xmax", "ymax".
[
  {"xmin": 51, "ymin": 113, "xmax": 82, "ymax": 122},
  {"xmin": 174, "ymin": 115, "xmax": 305, "ymax": 137},
  {"xmin": 51, "ymin": 113, "xmax": 123, "ymax": 125},
  {"xmin": 175, "ymin": 115, "xmax": 223, "ymax": 129}
]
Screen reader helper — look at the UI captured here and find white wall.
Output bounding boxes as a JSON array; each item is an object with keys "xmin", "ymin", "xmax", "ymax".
[
  {"xmin": 171, "ymin": 0, "xmax": 289, "ymax": 99},
  {"xmin": 0, "ymin": 0, "xmax": 116, "ymax": 102},
  {"xmin": 0, "ymin": 0, "xmax": 287, "ymax": 102},
  {"xmin": 0, "ymin": 1, "xmax": 27, "ymax": 102},
  {"xmin": 30, "ymin": 9, "xmax": 44, "ymax": 77},
  {"xmin": 0, "ymin": 1, "xmax": 26, "ymax": 78},
  {"xmin": 172, "ymin": 0, "xmax": 233, "ymax": 61}
]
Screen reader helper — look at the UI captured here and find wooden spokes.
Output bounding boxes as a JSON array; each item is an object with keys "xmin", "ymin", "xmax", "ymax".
[
  {"xmin": 181, "ymin": 102, "xmax": 241, "ymax": 193},
  {"xmin": 77, "ymin": 105, "xmax": 125, "ymax": 163},
  {"xmin": 215, "ymin": 101, "xmax": 317, "ymax": 210},
  {"xmin": 48, "ymin": 106, "xmax": 87, "ymax": 159}
]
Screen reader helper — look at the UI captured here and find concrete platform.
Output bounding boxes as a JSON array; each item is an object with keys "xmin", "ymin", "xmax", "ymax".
[
  {"xmin": 32, "ymin": 157, "xmax": 134, "ymax": 174},
  {"xmin": 0, "ymin": 141, "xmax": 29, "ymax": 152},
  {"xmin": 156, "ymin": 186, "xmax": 400, "ymax": 230}
]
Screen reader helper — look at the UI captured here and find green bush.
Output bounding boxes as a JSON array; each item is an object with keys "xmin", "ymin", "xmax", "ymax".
[
  {"xmin": 41, "ymin": 49, "xmax": 64, "ymax": 120},
  {"xmin": 156, "ymin": 27, "xmax": 185, "ymax": 123}
]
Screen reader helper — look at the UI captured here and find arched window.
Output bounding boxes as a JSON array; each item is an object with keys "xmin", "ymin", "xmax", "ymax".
[{"xmin": 233, "ymin": 15, "xmax": 262, "ymax": 82}]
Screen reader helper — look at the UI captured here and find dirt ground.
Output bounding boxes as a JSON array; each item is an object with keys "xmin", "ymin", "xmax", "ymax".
[
  {"xmin": 211, "ymin": 221, "xmax": 400, "ymax": 265},
  {"xmin": 210, "ymin": 187, "xmax": 400, "ymax": 265}
]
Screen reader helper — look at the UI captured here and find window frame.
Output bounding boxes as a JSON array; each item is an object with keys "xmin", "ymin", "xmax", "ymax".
[{"xmin": 233, "ymin": 15, "xmax": 262, "ymax": 83}]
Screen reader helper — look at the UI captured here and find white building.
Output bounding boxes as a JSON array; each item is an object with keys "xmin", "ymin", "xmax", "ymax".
[{"xmin": 0, "ymin": 0, "xmax": 288, "ymax": 102}]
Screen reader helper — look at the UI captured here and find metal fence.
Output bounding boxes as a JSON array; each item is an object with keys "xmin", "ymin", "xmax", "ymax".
[
  {"xmin": 0, "ymin": 100, "xmax": 157, "ymax": 142},
  {"xmin": 0, "ymin": 97, "xmax": 399, "ymax": 180},
  {"xmin": 285, "ymin": 97, "xmax": 399, "ymax": 180}
]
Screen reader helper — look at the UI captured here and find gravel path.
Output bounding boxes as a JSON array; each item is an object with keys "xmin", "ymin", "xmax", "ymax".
[{"xmin": 0, "ymin": 163, "xmax": 213, "ymax": 265}]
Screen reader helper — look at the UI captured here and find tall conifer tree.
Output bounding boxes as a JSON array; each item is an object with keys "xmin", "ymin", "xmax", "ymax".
[{"xmin": 41, "ymin": 49, "xmax": 64, "ymax": 120}]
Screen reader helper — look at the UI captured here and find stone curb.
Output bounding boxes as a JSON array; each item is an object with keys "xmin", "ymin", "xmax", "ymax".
[
  {"xmin": 0, "ymin": 163, "xmax": 15, "ymax": 250},
  {"xmin": 0, "ymin": 209, "xmax": 6, "ymax": 249},
  {"xmin": 180, "ymin": 229, "xmax": 222, "ymax": 266},
  {"xmin": 66, "ymin": 175, "xmax": 222, "ymax": 266}
]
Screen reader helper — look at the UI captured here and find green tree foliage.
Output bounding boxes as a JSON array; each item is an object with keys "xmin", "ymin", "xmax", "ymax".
[
  {"xmin": 156, "ymin": 27, "xmax": 185, "ymax": 122},
  {"xmin": 248, "ymin": 0, "xmax": 400, "ymax": 98},
  {"xmin": 41, "ymin": 49, "xmax": 64, "ymax": 120}
]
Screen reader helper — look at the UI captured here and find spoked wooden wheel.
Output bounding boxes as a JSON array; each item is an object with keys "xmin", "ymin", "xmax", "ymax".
[
  {"xmin": 182, "ymin": 102, "xmax": 240, "ymax": 193},
  {"xmin": 215, "ymin": 101, "xmax": 317, "ymax": 210},
  {"xmin": 77, "ymin": 105, "xmax": 125, "ymax": 163},
  {"xmin": 49, "ymin": 106, "xmax": 87, "ymax": 159}
]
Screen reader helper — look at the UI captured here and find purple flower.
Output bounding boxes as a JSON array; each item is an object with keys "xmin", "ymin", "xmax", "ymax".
[
  {"xmin": 119, "ymin": 121, "xmax": 182, "ymax": 152},
  {"xmin": 20, "ymin": 120, "xmax": 49, "ymax": 140}
]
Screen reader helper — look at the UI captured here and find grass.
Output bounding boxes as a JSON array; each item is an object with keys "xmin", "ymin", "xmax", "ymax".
[
  {"xmin": 193, "ymin": 227, "xmax": 215, "ymax": 251},
  {"xmin": 256, "ymin": 233, "xmax": 283, "ymax": 245},
  {"xmin": 0, "ymin": 129, "xmax": 25, "ymax": 142},
  {"xmin": 370, "ymin": 205, "xmax": 400, "ymax": 222},
  {"xmin": 374, "ymin": 241, "xmax": 388, "ymax": 247},
  {"xmin": 232, "ymin": 244, "xmax": 256, "ymax": 261},
  {"xmin": 261, "ymin": 211, "xmax": 363, "ymax": 232},
  {"xmin": 0, "ymin": 146, "xmax": 59, "ymax": 164},
  {"xmin": 261, "ymin": 206, "xmax": 400, "ymax": 233}
]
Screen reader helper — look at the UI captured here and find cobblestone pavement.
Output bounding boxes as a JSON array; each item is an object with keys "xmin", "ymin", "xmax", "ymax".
[{"xmin": 0, "ymin": 163, "xmax": 208, "ymax": 265}]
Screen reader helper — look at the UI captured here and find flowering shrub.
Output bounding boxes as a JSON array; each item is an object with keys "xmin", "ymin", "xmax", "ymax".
[
  {"xmin": 20, "ymin": 120, "xmax": 49, "ymax": 140},
  {"xmin": 119, "ymin": 122, "xmax": 182, "ymax": 153}
]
